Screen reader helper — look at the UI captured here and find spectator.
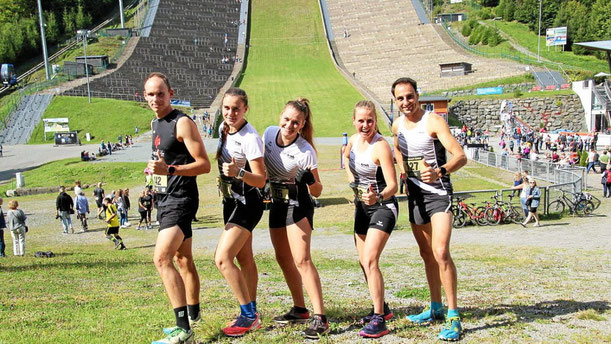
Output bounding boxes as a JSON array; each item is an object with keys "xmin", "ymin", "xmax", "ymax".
[
  {"xmin": 115, "ymin": 189, "xmax": 127, "ymax": 228},
  {"xmin": 521, "ymin": 179, "xmax": 541, "ymax": 227},
  {"xmin": 7, "ymin": 200, "xmax": 27, "ymax": 256},
  {"xmin": 136, "ymin": 190, "xmax": 150, "ymax": 230},
  {"xmin": 599, "ymin": 150, "xmax": 609, "ymax": 172},
  {"xmin": 56, "ymin": 186, "xmax": 74, "ymax": 234},
  {"xmin": 75, "ymin": 191, "xmax": 90, "ymax": 232},
  {"xmin": 74, "ymin": 180, "xmax": 82, "ymax": 197},
  {"xmin": 123, "ymin": 188, "xmax": 131, "ymax": 227},
  {"xmin": 93, "ymin": 182, "xmax": 105, "ymax": 219},
  {"xmin": 0, "ymin": 197, "xmax": 6, "ymax": 257},
  {"xmin": 510, "ymin": 172, "xmax": 522, "ymax": 197},
  {"xmin": 602, "ymin": 165, "xmax": 611, "ymax": 198},
  {"xmin": 586, "ymin": 149, "xmax": 599, "ymax": 174}
]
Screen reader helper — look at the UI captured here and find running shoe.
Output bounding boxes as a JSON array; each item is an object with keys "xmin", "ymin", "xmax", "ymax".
[
  {"xmin": 303, "ymin": 315, "xmax": 330, "ymax": 339},
  {"xmin": 152, "ymin": 327, "xmax": 194, "ymax": 344},
  {"xmin": 406, "ymin": 306, "xmax": 445, "ymax": 325},
  {"xmin": 438, "ymin": 316, "xmax": 462, "ymax": 341},
  {"xmin": 162, "ymin": 313, "xmax": 200, "ymax": 335},
  {"xmin": 273, "ymin": 306, "xmax": 310, "ymax": 324},
  {"xmin": 359, "ymin": 314, "xmax": 389, "ymax": 338},
  {"xmin": 360, "ymin": 303, "xmax": 394, "ymax": 324},
  {"xmin": 222, "ymin": 314, "xmax": 260, "ymax": 337}
]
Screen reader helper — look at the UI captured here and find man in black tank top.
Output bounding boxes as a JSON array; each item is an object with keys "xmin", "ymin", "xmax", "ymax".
[
  {"xmin": 144, "ymin": 73, "xmax": 211, "ymax": 344},
  {"xmin": 391, "ymin": 78, "xmax": 467, "ymax": 341}
]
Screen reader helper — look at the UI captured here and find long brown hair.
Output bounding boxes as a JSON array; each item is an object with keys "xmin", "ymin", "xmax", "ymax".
[
  {"xmin": 285, "ymin": 98, "xmax": 316, "ymax": 152},
  {"xmin": 216, "ymin": 87, "xmax": 249, "ymax": 160},
  {"xmin": 353, "ymin": 100, "xmax": 380, "ymax": 134}
]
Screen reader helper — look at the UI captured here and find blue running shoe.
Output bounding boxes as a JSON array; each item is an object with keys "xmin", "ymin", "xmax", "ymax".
[
  {"xmin": 438, "ymin": 316, "xmax": 462, "ymax": 341},
  {"xmin": 406, "ymin": 306, "xmax": 445, "ymax": 325},
  {"xmin": 359, "ymin": 314, "xmax": 389, "ymax": 338}
]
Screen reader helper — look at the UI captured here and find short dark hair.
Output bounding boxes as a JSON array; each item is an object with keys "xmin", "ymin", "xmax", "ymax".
[
  {"xmin": 391, "ymin": 77, "xmax": 418, "ymax": 97},
  {"xmin": 144, "ymin": 72, "xmax": 171, "ymax": 91}
]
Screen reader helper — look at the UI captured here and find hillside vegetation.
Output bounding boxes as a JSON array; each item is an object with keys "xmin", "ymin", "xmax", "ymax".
[{"xmin": 237, "ymin": 0, "xmax": 378, "ymax": 136}]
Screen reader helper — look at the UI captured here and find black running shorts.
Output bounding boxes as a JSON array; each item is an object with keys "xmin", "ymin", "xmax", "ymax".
[
  {"xmin": 269, "ymin": 200, "xmax": 314, "ymax": 229},
  {"xmin": 157, "ymin": 199, "xmax": 198, "ymax": 239},
  {"xmin": 529, "ymin": 206, "xmax": 538, "ymax": 213},
  {"xmin": 354, "ymin": 198, "xmax": 398, "ymax": 235},
  {"xmin": 105, "ymin": 226, "xmax": 120, "ymax": 236},
  {"xmin": 408, "ymin": 193, "xmax": 452, "ymax": 225},
  {"xmin": 223, "ymin": 190, "xmax": 264, "ymax": 232}
]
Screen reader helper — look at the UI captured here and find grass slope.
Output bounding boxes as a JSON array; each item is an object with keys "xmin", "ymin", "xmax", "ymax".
[
  {"xmin": 237, "ymin": 0, "xmax": 380, "ymax": 136},
  {"xmin": 28, "ymin": 96, "xmax": 153, "ymax": 144}
]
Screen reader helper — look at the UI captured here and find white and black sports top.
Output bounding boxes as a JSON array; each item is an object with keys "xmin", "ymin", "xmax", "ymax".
[
  {"xmin": 349, "ymin": 133, "xmax": 387, "ymax": 194},
  {"xmin": 217, "ymin": 121, "xmax": 263, "ymax": 200},
  {"xmin": 396, "ymin": 111, "xmax": 452, "ymax": 196},
  {"xmin": 263, "ymin": 126, "xmax": 318, "ymax": 184}
]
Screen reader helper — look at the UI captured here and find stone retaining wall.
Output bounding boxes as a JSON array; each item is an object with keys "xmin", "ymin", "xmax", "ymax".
[{"xmin": 449, "ymin": 94, "xmax": 586, "ymax": 132}]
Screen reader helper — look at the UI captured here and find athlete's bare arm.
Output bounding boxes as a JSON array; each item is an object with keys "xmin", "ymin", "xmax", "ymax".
[
  {"xmin": 308, "ymin": 168, "xmax": 323, "ymax": 198},
  {"xmin": 429, "ymin": 114, "xmax": 466, "ymax": 177},
  {"xmin": 373, "ymin": 138, "xmax": 397, "ymax": 200},
  {"xmin": 344, "ymin": 135, "xmax": 356, "ymax": 183}
]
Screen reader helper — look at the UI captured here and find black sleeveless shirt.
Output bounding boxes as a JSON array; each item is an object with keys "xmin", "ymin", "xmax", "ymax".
[{"xmin": 151, "ymin": 109, "xmax": 198, "ymax": 205}]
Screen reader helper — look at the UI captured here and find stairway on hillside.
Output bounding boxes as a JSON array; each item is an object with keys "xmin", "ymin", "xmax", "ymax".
[
  {"xmin": 531, "ymin": 69, "xmax": 566, "ymax": 89},
  {"xmin": 64, "ymin": 0, "xmax": 241, "ymax": 109},
  {"xmin": 0, "ymin": 94, "xmax": 54, "ymax": 144}
]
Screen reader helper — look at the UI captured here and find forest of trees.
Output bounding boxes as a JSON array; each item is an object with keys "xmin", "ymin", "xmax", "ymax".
[
  {"xmin": 0, "ymin": 0, "xmax": 119, "ymax": 66},
  {"xmin": 481, "ymin": 0, "xmax": 610, "ymax": 57}
]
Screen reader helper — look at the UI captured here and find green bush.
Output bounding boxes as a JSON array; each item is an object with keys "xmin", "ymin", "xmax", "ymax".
[
  {"xmin": 479, "ymin": 8, "xmax": 494, "ymax": 20},
  {"xmin": 462, "ymin": 24, "xmax": 472, "ymax": 37},
  {"xmin": 579, "ymin": 150, "xmax": 588, "ymax": 167},
  {"xmin": 513, "ymin": 89, "xmax": 523, "ymax": 97},
  {"xmin": 467, "ymin": 18, "xmax": 478, "ymax": 29}
]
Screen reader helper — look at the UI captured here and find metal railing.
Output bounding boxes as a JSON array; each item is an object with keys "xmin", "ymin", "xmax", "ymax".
[{"xmin": 468, "ymin": 148, "xmax": 587, "ymax": 214}]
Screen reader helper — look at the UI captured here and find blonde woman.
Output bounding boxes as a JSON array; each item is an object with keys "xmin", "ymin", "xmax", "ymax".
[
  {"xmin": 263, "ymin": 98, "xmax": 328, "ymax": 339},
  {"xmin": 7, "ymin": 200, "xmax": 27, "ymax": 256}
]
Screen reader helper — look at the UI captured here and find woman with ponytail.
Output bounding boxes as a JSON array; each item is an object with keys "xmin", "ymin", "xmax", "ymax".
[
  {"xmin": 214, "ymin": 87, "xmax": 267, "ymax": 337},
  {"xmin": 262, "ymin": 98, "xmax": 329, "ymax": 339}
]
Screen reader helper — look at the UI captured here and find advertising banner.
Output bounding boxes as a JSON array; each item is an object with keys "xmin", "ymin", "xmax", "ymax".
[{"xmin": 546, "ymin": 27, "xmax": 567, "ymax": 47}]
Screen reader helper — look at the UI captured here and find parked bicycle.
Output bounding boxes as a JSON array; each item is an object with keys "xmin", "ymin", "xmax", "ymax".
[
  {"xmin": 485, "ymin": 194, "xmax": 525, "ymax": 225},
  {"xmin": 547, "ymin": 190, "xmax": 594, "ymax": 216},
  {"xmin": 452, "ymin": 196, "xmax": 488, "ymax": 228}
]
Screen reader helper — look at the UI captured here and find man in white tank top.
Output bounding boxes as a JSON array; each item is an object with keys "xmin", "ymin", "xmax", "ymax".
[{"xmin": 391, "ymin": 77, "xmax": 467, "ymax": 341}]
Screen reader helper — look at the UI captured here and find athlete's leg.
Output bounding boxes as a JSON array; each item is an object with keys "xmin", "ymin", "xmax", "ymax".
[
  {"xmin": 358, "ymin": 230, "xmax": 390, "ymax": 315},
  {"xmin": 236, "ymin": 234, "xmax": 258, "ymax": 303},
  {"xmin": 175, "ymin": 237, "xmax": 200, "ymax": 307},
  {"xmin": 286, "ymin": 217, "xmax": 324, "ymax": 315},
  {"xmin": 411, "ymin": 222, "xmax": 442, "ymax": 303},
  {"xmin": 270, "ymin": 227, "xmax": 305, "ymax": 308},
  {"xmin": 153, "ymin": 225, "xmax": 187, "ymax": 308},
  {"xmin": 430, "ymin": 211, "xmax": 457, "ymax": 310},
  {"xmin": 214, "ymin": 225, "xmax": 252, "ymax": 305}
]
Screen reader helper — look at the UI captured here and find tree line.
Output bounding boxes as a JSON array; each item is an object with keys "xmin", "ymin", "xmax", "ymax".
[
  {"xmin": 0, "ymin": 0, "xmax": 118, "ymax": 67},
  {"xmin": 485, "ymin": 0, "xmax": 610, "ymax": 57}
]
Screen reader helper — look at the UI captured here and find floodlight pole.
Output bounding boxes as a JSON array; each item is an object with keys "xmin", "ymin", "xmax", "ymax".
[
  {"xmin": 537, "ymin": 0, "xmax": 542, "ymax": 62},
  {"xmin": 37, "ymin": 0, "xmax": 51, "ymax": 80},
  {"xmin": 119, "ymin": 0, "xmax": 125, "ymax": 28},
  {"xmin": 78, "ymin": 30, "xmax": 92, "ymax": 103}
]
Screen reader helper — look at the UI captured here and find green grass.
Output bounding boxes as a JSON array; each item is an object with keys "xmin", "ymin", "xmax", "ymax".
[
  {"xmin": 448, "ymin": 89, "xmax": 575, "ymax": 104},
  {"xmin": 0, "ymin": 158, "xmax": 146, "ymax": 196},
  {"xmin": 28, "ymin": 96, "xmax": 153, "ymax": 144},
  {"xmin": 427, "ymin": 74, "xmax": 535, "ymax": 95},
  {"xmin": 491, "ymin": 21, "xmax": 608, "ymax": 73},
  {"xmin": 237, "ymin": 0, "xmax": 385, "ymax": 136}
]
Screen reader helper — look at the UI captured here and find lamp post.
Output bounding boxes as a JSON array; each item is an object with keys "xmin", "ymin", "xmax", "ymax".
[
  {"xmin": 77, "ymin": 29, "xmax": 92, "ymax": 103},
  {"xmin": 537, "ymin": 0, "xmax": 542, "ymax": 62},
  {"xmin": 36, "ymin": 0, "xmax": 50, "ymax": 80}
]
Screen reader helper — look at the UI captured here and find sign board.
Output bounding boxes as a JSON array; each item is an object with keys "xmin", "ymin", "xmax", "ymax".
[
  {"xmin": 450, "ymin": 0, "xmax": 463, "ymax": 3},
  {"xmin": 546, "ymin": 27, "xmax": 567, "ymax": 46},
  {"xmin": 170, "ymin": 99, "xmax": 191, "ymax": 107},
  {"xmin": 476, "ymin": 87, "xmax": 503, "ymax": 95},
  {"xmin": 43, "ymin": 118, "xmax": 70, "ymax": 133}
]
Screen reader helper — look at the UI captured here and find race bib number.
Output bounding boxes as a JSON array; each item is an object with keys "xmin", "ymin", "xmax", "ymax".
[
  {"xmin": 270, "ymin": 184, "xmax": 290, "ymax": 203},
  {"xmin": 153, "ymin": 174, "xmax": 168, "ymax": 193},
  {"xmin": 218, "ymin": 177, "xmax": 233, "ymax": 199},
  {"xmin": 404, "ymin": 156, "xmax": 424, "ymax": 179}
]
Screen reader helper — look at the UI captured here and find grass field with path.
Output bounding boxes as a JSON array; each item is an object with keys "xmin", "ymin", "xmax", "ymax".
[
  {"xmin": 236, "ymin": 0, "xmax": 385, "ymax": 136},
  {"xmin": 1, "ymin": 143, "xmax": 609, "ymax": 343}
]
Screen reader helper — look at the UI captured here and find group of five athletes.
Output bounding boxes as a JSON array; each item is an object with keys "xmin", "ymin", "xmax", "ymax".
[{"xmin": 143, "ymin": 73, "xmax": 466, "ymax": 344}]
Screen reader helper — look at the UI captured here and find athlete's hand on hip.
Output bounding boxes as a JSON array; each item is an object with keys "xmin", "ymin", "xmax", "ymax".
[
  {"xmin": 148, "ymin": 150, "xmax": 169, "ymax": 175},
  {"xmin": 295, "ymin": 167, "xmax": 315, "ymax": 185},
  {"xmin": 420, "ymin": 160, "xmax": 439, "ymax": 183},
  {"xmin": 222, "ymin": 157, "xmax": 239, "ymax": 177},
  {"xmin": 361, "ymin": 184, "xmax": 377, "ymax": 206}
]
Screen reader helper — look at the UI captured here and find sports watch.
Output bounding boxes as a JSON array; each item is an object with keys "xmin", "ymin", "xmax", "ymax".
[
  {"xmin": 439, "ymin": 166, "xmax": 447, "ymax": 177},
  {"xmin": 167, "ymin": 165, "xmax": 176, "ymax": 175},
  {"xmin": 236, "ymin": 168, "xmax": 246, "ymax": 180}
]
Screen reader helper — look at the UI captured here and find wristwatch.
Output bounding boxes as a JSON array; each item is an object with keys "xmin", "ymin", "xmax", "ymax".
[
  {"xmin": 439, "ymin": 166, "xmax": 447, "ymax": 177},
  {"xmin": 167, "ymin": 165, "xmax": 176, "ymax": 175},
  {"xmin": 377, "ymin": 193, "xmax": 384, "ymax": 205},
  {"xmin": 236, "ymin": 168, "xmax": 246, "ymax": 180}
]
